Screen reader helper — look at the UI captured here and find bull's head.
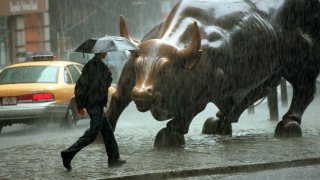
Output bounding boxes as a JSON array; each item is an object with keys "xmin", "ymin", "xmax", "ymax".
[{"xmin": 120, "ymin": 16, "xmax": 201, "ymax": 120}]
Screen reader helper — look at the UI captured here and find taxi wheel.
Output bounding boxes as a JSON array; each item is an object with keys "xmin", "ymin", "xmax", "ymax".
[
  {"xmin": 60, "ymin": 100, "xmax": 77, "ymax": 128},
  {"xmin": 65, "ymin": 108, "xmax": 77, "ymax": 128}
]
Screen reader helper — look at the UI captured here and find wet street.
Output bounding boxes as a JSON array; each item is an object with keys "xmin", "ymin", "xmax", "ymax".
[
  {"xmin": 179, "ymin": 165, "xmax": 320, "ymax": 180},
  {"xmin": 1, "ymin": 0, "xmax": 320, "ymax": 179},
  {"xmin": 1, "ymin": 88, "xmax": 320, "ymax": 179}
]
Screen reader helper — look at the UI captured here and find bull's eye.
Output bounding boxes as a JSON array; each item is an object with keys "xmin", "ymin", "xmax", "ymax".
[{"xmin": 154, "ymin": 58, "xmax": 171, "ymax": 78}]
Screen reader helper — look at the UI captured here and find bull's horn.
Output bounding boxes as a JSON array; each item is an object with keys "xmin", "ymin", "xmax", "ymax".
[
  {"xmin": 119, "ymin": 15, "xmax": 140, "ymax": 44},
  {"xmin": 120, "ymin": 15, "xmax": 131, "ymax": 39},
  {"xmin": 177, "ymin": 22, "xmax": 202, "ymax": 70}
]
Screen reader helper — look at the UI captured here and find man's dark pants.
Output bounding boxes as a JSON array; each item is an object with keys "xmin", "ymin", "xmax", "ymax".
[{"xmin": 61, "ymin": 104, "xmax": 120, "ymax": 161}]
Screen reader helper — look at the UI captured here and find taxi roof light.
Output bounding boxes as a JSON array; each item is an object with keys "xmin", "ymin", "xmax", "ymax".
[{"xmin": 32, "ymin": 55, "xmax": 55, "ymax": 61}]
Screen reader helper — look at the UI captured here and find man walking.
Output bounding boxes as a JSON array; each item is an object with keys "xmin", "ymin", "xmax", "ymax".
[{"xmin": 61, "ymin": 52, "xmax": 125, "ymax": 171}]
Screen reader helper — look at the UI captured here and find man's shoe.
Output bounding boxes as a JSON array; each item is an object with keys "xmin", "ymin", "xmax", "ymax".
[
  {"xmin": 61, "ymin": 151, "xmax": 73, "ymax": 171},
  {"xmin": 108, "ymin": 159, "xmax": 126, "ymax": 167}
]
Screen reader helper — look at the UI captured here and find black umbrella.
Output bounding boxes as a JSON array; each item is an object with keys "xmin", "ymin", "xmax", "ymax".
[{"xmin": 74, "ymin": 36, "xmax": 139, "ymax": 53}]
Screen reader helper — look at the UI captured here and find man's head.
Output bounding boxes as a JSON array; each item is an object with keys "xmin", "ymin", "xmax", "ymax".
[{"xmin": 95, "ymin": 52, "xmax": 107, "ymax": 60}]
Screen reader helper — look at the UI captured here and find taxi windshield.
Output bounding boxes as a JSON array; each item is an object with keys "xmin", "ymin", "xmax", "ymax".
[{"xmin": 0, "ymin": 66, "xmax": 59, "ymax": 84}]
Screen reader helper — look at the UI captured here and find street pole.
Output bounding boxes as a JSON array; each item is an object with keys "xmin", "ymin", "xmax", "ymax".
[
  {"xmin": 280, "ymin": 78, "xmax": 288, "ymax": 107},
  {"xmin": 57, "ymin": 32, "xmax": 67, "ymax": 58},
  {"xmin": 267, "ymin": 87, "xmax": 279, "ymax": 121}
]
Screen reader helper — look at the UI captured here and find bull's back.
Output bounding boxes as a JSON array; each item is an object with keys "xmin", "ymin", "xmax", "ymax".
[{"xmin": 158, "ymin": 0, "xmax": 284, "ymax": 39}]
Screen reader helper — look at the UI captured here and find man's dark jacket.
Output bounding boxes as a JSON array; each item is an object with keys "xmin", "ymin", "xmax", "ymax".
[{"xmin": 75, "ymin": 56, "xmax": 112, "ymax": 109}]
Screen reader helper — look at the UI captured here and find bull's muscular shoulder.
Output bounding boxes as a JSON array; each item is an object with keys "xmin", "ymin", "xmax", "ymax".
[{"xmin": 158, "ymin": 0, "xmax": 284, "ymax": 35}]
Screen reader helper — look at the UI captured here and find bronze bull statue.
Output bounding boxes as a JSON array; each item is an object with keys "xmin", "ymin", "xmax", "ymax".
[{"xmin": 107, "ymin": 0, "xmax": 320, "ymax": 148}]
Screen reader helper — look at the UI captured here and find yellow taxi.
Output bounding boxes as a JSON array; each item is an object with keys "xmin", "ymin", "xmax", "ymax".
[{"xmin": 0, "ymin": 56, "xmax": 115, "ymax": 134}]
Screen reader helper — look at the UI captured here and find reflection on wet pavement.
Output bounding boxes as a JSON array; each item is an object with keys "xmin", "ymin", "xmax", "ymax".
[{"xmin": 1, "ymin": 94, "xmax": 320, "ymax": 179}]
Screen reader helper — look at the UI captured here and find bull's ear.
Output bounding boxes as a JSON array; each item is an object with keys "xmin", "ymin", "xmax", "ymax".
[
  {"xmin": 177, "ymin": 22, "xmax": 202, "ymax": 70},
  {"xmin": 119, "ymin": 15, "xmax": 140, "ymax": 44}
]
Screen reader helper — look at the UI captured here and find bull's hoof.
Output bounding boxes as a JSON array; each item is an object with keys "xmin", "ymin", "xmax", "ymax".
[
  {"xmin": 275, "ymin": 119, "xmax": 302, "ymax": 138},
  {"xmin": 202, "ymin": 117, "xmax": 232, "ymax": 135},
  {"xmin": 202, "ymin": 117, "xmax": 219, "ymax": 134},
  {"xmin": 154, "ymin": 128, "xmax": 185, "ymax": 148}
]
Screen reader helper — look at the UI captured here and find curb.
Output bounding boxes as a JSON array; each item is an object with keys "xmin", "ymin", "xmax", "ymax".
[{"xmin": 105, "ymin": 157, "xmax": 320, "ymax": 180}]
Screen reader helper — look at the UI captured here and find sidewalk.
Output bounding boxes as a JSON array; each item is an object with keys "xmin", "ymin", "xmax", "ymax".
[
  {"xmin": 75, "ymin": 93, "xmax": 320, "ymax": 179},
  {"xmin": 1, "ymin": 90, "xmax": 320, "ymax": 179}
]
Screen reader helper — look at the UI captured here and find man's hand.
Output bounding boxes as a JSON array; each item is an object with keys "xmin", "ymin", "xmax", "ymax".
[{"xmin": 77, "ymin": 108, "xmax": 85, "ymax": 117}]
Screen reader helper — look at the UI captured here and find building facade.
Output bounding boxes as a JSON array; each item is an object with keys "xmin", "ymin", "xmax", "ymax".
[
  {"xmin": 0, "ymin": 0, "xmax": 180, "ymax": 66},
  {"xmin": 0, "ymin": 0, "xmax": 50, "ymax": 64},
  {"xmin": 48, "ymin": 0, "xmax": 167, "ymax": 58},
  {"xmin": 0, "ymin": 17, "xmax": 8, "ymax": 69}
]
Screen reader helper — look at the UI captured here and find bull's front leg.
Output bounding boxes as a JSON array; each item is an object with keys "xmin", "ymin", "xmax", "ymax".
[
  {"xmin": 107, "ymin": 92, "xmax": 132, "ymax": 130},
  {"xmin": 154, "ymin": 103, "xmax": 206, "ymax": 148},
  {"xmin": 107, "ymin": 59, "xmax": 135, "ymax": 131}
]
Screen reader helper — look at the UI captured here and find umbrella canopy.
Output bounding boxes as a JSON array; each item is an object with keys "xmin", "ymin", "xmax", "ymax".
[{"xmin": 74, "ymin": 36, "xmax": 139, "ymax": 53}]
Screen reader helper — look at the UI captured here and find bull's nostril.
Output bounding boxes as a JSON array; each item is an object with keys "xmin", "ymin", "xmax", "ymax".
[{"xmin": 147, "ymin": 88, "xmax": 153, "ymax": 95}]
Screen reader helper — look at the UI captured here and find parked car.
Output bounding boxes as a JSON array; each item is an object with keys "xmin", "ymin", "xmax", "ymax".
[{"xmin": 0, "ymin": 57, "xmax": 115, "ymax": 134}]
